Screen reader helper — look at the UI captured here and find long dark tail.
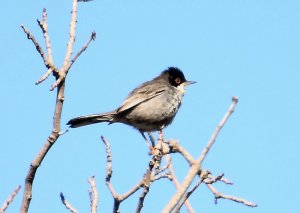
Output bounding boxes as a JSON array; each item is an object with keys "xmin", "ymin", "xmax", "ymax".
[{"xmin": 67, "ymin": 112, "xmax": 116, "ymax": 128}]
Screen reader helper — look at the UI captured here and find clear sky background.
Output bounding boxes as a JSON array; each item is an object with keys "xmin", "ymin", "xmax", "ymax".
[{"xmin": 1, "ymin": 0, "xmax": 299, "ymax": 212}]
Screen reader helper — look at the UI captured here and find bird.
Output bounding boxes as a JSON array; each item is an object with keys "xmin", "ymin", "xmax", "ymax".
[{"xmin": 67, "ymin": 67, "xmax": 195, "ymax": 145}]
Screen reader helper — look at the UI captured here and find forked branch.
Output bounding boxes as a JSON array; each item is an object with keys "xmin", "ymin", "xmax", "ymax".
[
  {"xmin": 163, "ymin": 97, "xmax": 241, "ymax": 212},
  {"xmin": 20, "ymin": 1, "xmax": 95, "ymax": 212}
]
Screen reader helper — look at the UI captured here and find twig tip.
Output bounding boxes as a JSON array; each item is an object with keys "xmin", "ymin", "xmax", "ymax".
[
  {"xmin": 92, "ymin": 31, "xmax": 96, "ymax": 40},
  {"xmin": 232, "ymin": 96, "xmax": 239, "ymax": 103}
]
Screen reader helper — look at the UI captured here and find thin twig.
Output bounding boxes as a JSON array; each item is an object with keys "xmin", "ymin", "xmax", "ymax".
[
  {"xmin": 63, "ymin": 0, "xmax": 77, "ymax": 67},
  {"xmin": 165, "ymin": 155, "xmax": 195, "ymax": 213},
  {"xmin": 152, "ymin": 172, "xmax": 172, "ymax": 181},
  {"xmin": 102, "ymin": 135, "xmax": 145, "ymax": 212},
  {"xmin": 22, "ymin": 9, "xmax": 57, "ymax": 85},
  {"xmin": 162, "ymin": 97, "xmax": 239, "ymax": 213},
  {"xmin": 88, "ymin": 176, "xmax": 98, "ymax": 213},
  {"xmin": 70, "ymin": 31, "xmax": 96, "ymax": 66},
  {"xmin": 20, "ymin": 1, "xmax": 83, "ymax": 212},
  {"xmin": 50, "ymin": 15, "xmax": 95, "ymax": 90},
  {"xmin": 174, "ymin": 179, "xmax": 202, "ymax": 213},
  {"xmin": 135, "ymin": 168, "xmax": 153, "ymax": 213},
  {"xmin": 135, "ymin": 185, "xmax": 149, "ymax": 213},
  {"xmin": 0, "ymin": 185, "xmax": 21, "ymax": 212},
  {"xmin": 206, "ymin": 184, "xmax": 257, "ymax": 207},
  {"xmin": 118, "ymin": 179, "xmax": 144, "ymax": 201},
  {"xmin": 35, "ymin": 67, "xmax": 56, "ymax": 85},
  {"xmin": 60, "ymin": 193, "xmax": 78, "ymax": 213},
  {"xmin": 167, "ymin": 140, "xmax": 195, "ymax": 166},
  {"xmin": 101, "ymin": 136, "xmax": 121, "ymax": 212},
  {"xmin": 203, "ymin": 173, "xmax": 225, "ymax": 184},
  {"xmin": 203, "ymin": 173, "xmax": 234, "ymax": 185},
  {"xmin": 101, "ymin": 136, "xmax": 113, "ymax": 181},
  {"xmin": 50, "ymin": 0, "xmax": 77, "ymax": 91},
  {"xmin": 197, "ymin": 96, "xmax": 239, "ymax": 165},
  {"xmin": 20, "ymin": 25, "xmax": 48, "ymax": 65},
  {"xmin": 40, "ymin": 8, "xmax": 54, "ymax": 65}
]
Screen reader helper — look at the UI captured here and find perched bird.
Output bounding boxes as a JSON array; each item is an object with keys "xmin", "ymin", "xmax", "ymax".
[{"xmin": 67, "ymin": 67, "xmax": 195, "ymax": 143}]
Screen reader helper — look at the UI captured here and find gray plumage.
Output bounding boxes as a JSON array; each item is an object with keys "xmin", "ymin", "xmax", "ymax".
[{"xmin": 67, "ymin": 67, "xmax": 195, "ymax": 132}]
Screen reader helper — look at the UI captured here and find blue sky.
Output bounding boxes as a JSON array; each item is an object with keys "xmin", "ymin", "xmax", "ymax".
[{"xmin": 1, "ymin": 0, "xmax": 299, "ymax": 212}]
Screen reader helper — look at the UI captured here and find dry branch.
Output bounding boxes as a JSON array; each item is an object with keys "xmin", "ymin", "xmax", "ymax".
[
  {"xmin": 206, "ymin": 184, "xmax": 257, "ymax": 207},
  {"xmin": 20, "ymin": 1, "xmax": 95, "ymax": 212},
  {"xmin": 165, "ymin": 155, "xmax": 195, "ymax": 213},
  {"xmin": 88, "ymin": 176, "xmax": 98, "ymax": 213},
  {"xmin": 167, "ymin": 140, "xmax": 195, "ymax": 166},
  {"xmin": 162, "ymin": 97, "xmax": 239, "ymax": 212},
  {"xmin": 101, "ymin": 135, "xmax": 174, "ymax": 213},
  {"xmin": 60, "ymin": 193, "xmax": 78, "ymax": 213},
  {"xmin": 0, "ymin": 185, "xmax": 21, "ymax": 213}
]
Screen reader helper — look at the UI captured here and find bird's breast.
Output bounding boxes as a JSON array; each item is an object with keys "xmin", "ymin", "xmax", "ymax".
[{"xmin": 117, "ymin": 87, "xmax": 184, "ymax": 132}]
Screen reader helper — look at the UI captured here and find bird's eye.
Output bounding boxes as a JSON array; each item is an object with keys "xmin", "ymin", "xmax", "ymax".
[{"xmin": 175, "ymin": 78, "xmax": 181, "ymax": 85}]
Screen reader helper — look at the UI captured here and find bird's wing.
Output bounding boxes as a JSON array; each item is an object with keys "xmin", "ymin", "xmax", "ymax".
[{"xmin": 116, "ymin": 83, "xmax": 167, "ymax": 113}]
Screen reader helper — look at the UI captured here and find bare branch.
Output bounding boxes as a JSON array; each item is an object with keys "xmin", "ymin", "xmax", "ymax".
[
  {"xmin": 152, "ymin": 172, "xmax": 172, "ymax": 181},
  {"xmin": 35, "ymin": 67, "xmax": 57, "ymax": 85},
  {"xmin": 50, "ymin": 73, "xmax": 65, "ymax": 91},
  {"xmin": 165, "ymin": 155, "xmax": 195, "ymax": 213},
  {"xmin": 0, "ymin": 185, "xmax": 21, "ymax": 212},
  {"xmin": 203, "ymin": 173, "xmax": 233, "ymax": 185},
  {"xmin": 101, "ymin": 136, "xmax": 144, "ymax": 212},
  {"xmin": 60, "ymin": 193, "xmax": 78, "ymax": 213},
  {"xmin": 88, "ymin": 176, "xmax": 98, "ymax": 213},
  {"xmin": 174, "ymin": 179, "xmax": 201, "ymax": 213},
  {"xmin": 203, "ymin": 173, "xmax": 224, "ymax": 184},
  {"xmin": 20, "ymin": 131, "xmax": 60, "ymax": 212},
  {"xmin": 197, "ymin": 96, "xmax": 239, "ymax": 165},
  {"xmin": 22, "ymin": 9, "xmax": 58, "ymax": 85},
  {"xmin": 102, "ymin": 135, "xmax": 179, "ymax": 212},
  {"xmin": 50, "ymin": 3, "xmax": 95, "ymax": 91},
  {"xmin": 135, "ymin": 185, "xmax": 149, "ymax": 213},
  {"xmin": 163, "ymin": 97, "xmax": 239, "ymax": 212},
  {"xmin": 101, "ymin": 136, "xmax": 113, "ymax": 181},
  {"xmin": 206, "ymin": 184, "xmax": 257, "ymax": 207},
  {"xmin": 167, "ymin": 140, "xmax": 195, "ymax": 166},
  {"xmin": 20, "ymin": 25, "xmax": 48, "ymax": 66},
  {"xmin": 70, "ymin": 31, "xmax": 96, "ymax": 66},
  {"xmin": 50, "ymin": 0, "xmax": 78, "ymax": 91},
  {"xmin": 20, "ymin": 0, "xmax": 95, "ymax": 211},
  {"xmin": 39, "ymin": 8, "xmax": 54, "ymax": 65},
  {"xmin": 29, "ymin": 8, "xmax": 57, "ymax": 85},
  {"xmin": 135, "ymin": 166, "xmax": 161, "ymax": 213},
  {"xmin": 63, "ymin": 0, "xmax": 77, "ymax": 68},
  {"xmin": 101, "ymin": 135, "xmax": 121, "ymax": 212}
]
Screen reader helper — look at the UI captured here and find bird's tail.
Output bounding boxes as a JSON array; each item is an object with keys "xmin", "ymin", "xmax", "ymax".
[{"xmin": 67, "ymin": 111, "xmax": 116, "ymax": 128}]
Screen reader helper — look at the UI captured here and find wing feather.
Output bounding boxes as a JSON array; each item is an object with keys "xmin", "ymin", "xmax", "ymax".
[{"xmin": 116, "ymin": 83, "xmax": 166, "ymax": 113}]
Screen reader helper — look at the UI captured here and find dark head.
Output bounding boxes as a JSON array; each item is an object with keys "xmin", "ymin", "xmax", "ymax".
[{"xmin": 162, "ymin": 67, "xmax": 196, "ymax": 87}]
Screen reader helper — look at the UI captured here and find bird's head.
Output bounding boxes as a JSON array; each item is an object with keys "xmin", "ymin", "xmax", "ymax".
[{"xmin": 162, "ymin": 67, "xmax": 196, "ymax": 88}]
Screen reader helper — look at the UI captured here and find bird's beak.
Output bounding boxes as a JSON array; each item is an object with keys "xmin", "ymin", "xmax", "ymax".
[{"xmin": 183, "ymin": 80, "xmax": 196, "ymax": 87}]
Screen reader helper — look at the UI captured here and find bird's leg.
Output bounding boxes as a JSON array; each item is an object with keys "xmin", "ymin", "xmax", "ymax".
[
  {"xmin": 147, "ymin": 132, "xmax": 156, "ymax": 147},
  {"xmin": 155, "ymin": 129, "xmax": 164, "ymax": 153},
  {"xmin": 139, "ymin": 130, "xmax": 154, "ymax": 152},
  {"xmin": 158, "ymin": 129, "xmax": 164, "ymax": 144}
]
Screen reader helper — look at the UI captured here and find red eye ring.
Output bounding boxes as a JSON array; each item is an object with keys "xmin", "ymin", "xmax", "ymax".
[{"xmin": 175, "ymin": 78, "xmax": 181, "ymax": 85}]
